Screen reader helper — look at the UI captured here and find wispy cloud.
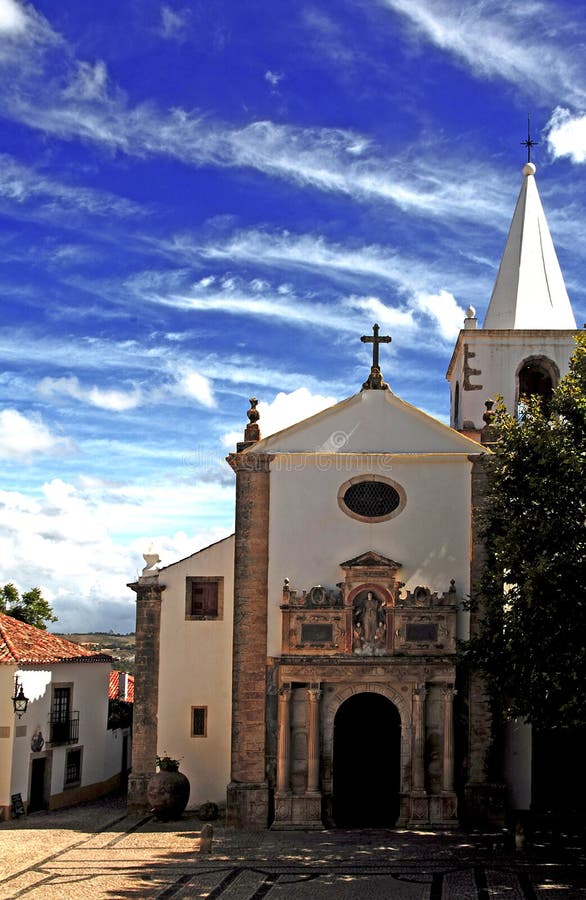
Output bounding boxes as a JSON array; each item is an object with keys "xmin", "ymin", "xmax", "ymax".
[
  {"xmin": 0, "ymin": 153, "xmax": 145, "ymax": 219},
  {"xmin": 159, "ymin": 5, "xmax": 190, "ymax": 41},
  {"xmin": 37, "ymin": 368, "xmax": 215, "ymax": 411},
  {"xmin": 379, "ymin": 0, "xmax": 586, "ymax": 106},
  {"xmin": 0, "ymin": 408, "xmax": 75, "ymax": 461},
  {"xmin": 0, "ymin": 15, "xmax": 513, "ymax": 222},
  {"xmin": 0, "ymin": 0, "xmax": 27, "ymax": 34}
]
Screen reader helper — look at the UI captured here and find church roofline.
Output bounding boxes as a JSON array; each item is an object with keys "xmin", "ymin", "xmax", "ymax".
[
  {"xmin": 240, "ymin": 385, "xmax": 486, "ymax": 454},
  {"xmin": 158, "ymin": 532, "xmax": 235, "ymax": 573}
]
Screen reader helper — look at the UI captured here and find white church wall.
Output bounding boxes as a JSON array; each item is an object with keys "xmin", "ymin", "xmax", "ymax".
[
  {"xmin": 266, "ymin": 453, "xmax": 473, "ymax": 657},
  {"xmin": 157, "ymin": 535, "xmax": 234, "ymax": 807}
]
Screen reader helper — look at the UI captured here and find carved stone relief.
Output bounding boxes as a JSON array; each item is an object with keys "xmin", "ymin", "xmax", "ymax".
[{"xmin": 352, "ymin": 590, "xmax": 387, "ymax": 655}]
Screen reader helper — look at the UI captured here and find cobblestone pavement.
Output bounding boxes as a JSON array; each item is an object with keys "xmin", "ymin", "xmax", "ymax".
[{"xmin": 1, "ymin": 799, "xmax": 585, "ymax": 899}]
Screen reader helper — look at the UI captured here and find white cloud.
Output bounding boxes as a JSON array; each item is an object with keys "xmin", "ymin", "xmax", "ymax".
[
  {"xmin": 37, "ymin": 368, "xmax": 215, "ymax": 411},
  {"xmin": 411, "ymin": 289, "xmax": 466, "ymax": 340},
  {"xmin": 160, "ymin": 5, "xmax": 190, "ymax": 41},
  {"xmin": 346, "ymin": 295, "xmax": 416, "ymax": 332},
  {"xmin": 380, "ymin": 0, "xmax": 586, "ymax": 106},
  {"xmin": 265, "ymin": 70, "xmax": 284, "ymax": 87},
  {"xmin": 0, "ymin": 0, "xmax": 26, "ymax": 34},
  {"xmin": 546, "ymin": 107, "xmax": 586, "ymax": 164},
  {"xmin": 222, "ymin": 387, "xmax": 337, "ymax": 447},
  {"xmin": 0, "ymin": 408, "xmax": 74, "ymax": 461},
  {"xmin": 174, "ymin": 369, "xmax": 214, "ymax": 407},
  {"xmin": 0, "ymin": 477, "xmax": 234, "ymax": 631},
  {"xmin": 38, "ymin": 375, "xmax": 143, "ymax": 411},
  {"xmin": 0, "ymin": 153, "xmax": 144, "ymax": 219}
]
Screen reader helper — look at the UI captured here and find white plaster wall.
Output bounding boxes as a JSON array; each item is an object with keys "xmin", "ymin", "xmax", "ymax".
[
  {"xmin": 157, "ymin": 535, "xmax": 234, "ymax": 807},
  {"xmin": 7, "ymin": 662, "xmax": 112, "ymax": 803},
  {"xmin": 103, "ymin": 725, "xmax": 131, "ymax": 782},
  {"xmin": 0, "ymin": 666, "xmax": 16, "ymax": 812},
  {"xmin": 267, "ymin": 453, "xmax": 473, "ymax": 656},
  {"xmin": 451, "ymin": 331, "xmax": 576, "ymax": 430}
]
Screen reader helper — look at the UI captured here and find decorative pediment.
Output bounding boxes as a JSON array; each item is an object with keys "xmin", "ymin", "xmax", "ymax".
[{"xmin": 339, "ymin": 551, "xmax": 401, "ymax": 570}]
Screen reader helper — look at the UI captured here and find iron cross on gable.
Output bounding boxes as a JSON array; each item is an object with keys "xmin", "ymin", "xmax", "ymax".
[{"xmin": 361, "ymin": 323, "xmax": 392, "ymax": 369}]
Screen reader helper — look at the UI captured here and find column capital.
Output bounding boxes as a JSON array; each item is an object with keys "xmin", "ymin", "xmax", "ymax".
[
  {"xmin": 413, "ymin": 683, "xmax": 427, "ymax": 701},
  {"xmin": 227, "ymin": 452, "xmax": 274, "ymax": 473},
  {"xmin": 441, "ymin": 683, "xmax": 457, "ymax": 700},
  {"xmin": 307, "ymin": 686, "xmax": 322, "ymax": 703}
]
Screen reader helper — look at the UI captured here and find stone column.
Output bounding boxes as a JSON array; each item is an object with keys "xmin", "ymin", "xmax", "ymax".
[
  {"xmin": 412, "ymin": 683, "xmax": 427, "ymax": 793},
  {"xmin": 442, "ymin": 684, "xmax": 456, "ymax": 793},
  {"xmin": 127, "ymin": 558, "xmax": 164, "ymax": 810},
  {"xmin": 226, "ymin": 451, "xmax": 272, "ymax": 828},
  {"xmin": 276, "ymin": 685, "xmax": 292, "ymax": 795},
  {"xmin": 306, "ymin": 686, "xmax": 322, "ymax": 794}
]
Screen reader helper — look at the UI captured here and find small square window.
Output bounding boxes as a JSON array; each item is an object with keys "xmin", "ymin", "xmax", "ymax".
[
  {"xmin": 185, "ymin": 577, "xmax": 223, "ymax": 620},
  {"xmin": 65, "ymin": 747, "xmax": 82, "ymax": 786},
  {"xmin": 191, "ymin": 706, "xmax": 207, "ymax": 737}
]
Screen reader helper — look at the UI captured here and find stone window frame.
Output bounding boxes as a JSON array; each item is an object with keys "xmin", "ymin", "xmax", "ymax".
[
  {"xmin": 185, "ymin": 576, "xmax": 224, "ymax": 621},
  {"xmin": 191, "ymin": 706, "xmax": 208, "ymax": 738},
  {"xmin": 64, "ymin": 746, "xmax": 83, "ymax": 789},
  {"xmin": 337, "ymin": 474, "xmax": 406, "ymax": 524}
]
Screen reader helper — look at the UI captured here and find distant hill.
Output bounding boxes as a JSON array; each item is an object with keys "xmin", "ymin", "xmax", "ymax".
[{"xmin": 56, "ymin": 632, "xmax": 136, "ymax": 674}]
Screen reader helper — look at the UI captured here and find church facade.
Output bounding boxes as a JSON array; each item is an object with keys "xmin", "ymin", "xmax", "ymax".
[{"xmin": 128, "ymin": 162, "xmax": 578, "ymax": 829}]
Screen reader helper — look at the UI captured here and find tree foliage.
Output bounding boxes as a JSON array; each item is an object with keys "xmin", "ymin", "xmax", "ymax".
[
  {"xmin": 0, "ymin": 583, "xmax": 58, "ymax": 630},
  {"xmin": 465, "ymin": 332, "xmax": 586, "ymax": 728}
]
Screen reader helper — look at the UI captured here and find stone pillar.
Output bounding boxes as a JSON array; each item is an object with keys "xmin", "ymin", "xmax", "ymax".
[
  {"xmin": 412, "ymin": 683, "xmax": 427, "ymax": 794},
  {"xmin": 442, "ymin": 684, "xmax": 456, "ymax": 793},
  {"xmin": 226, "ymin": 452, "xmax": 272, "ymax": 828},
  {"xmin": 127, "ymin": 557, "xmax": 164, "ymax": 810},
  {"xmin": 306, "ymin": 686, "xmax": 322, "ymax": 794},
  {"xmin": 276, "ymin": 685, "xmax": 292, "ymax": 795}
]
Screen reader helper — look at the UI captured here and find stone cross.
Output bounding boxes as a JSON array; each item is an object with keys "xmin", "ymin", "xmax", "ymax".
[{"xmin": 361, "ymin": 323, "xmax": 392, "ymax": 369}]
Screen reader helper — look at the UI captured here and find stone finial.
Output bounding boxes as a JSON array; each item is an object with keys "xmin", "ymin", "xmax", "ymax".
[
  {"xmin": 481, "ymin": 399, "xmax": 498, "ymax": 445},
  {"xmin": 244, "ymin": 397, "xmax": 260, "ymax": 442},
  {"xmin": 464, "ymin": 305, "xmax": 478, "ymax": 330},
  {"xmin": 142, "ymin": 549, "xmax": 161, "ymax": 574},
  {"xmin": 237, "ymin": 397, "xmax": 261, "ymax": 451}
]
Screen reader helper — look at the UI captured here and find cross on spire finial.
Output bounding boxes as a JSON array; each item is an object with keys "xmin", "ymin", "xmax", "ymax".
[
  {"xmin": 521, "ymin": 114, "xmax": 539, "ymax": 163},
  {"xmin": 360, "ymin": 323, "xmax": 391, "ymax": 391}
]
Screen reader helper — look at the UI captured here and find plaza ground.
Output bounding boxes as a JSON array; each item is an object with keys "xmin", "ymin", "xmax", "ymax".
[{"xmin": 0, "ymin": 797, "xmax": 585, "ymax": 899}]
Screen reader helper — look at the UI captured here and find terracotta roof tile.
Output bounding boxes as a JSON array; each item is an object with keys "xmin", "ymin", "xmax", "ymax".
[
  {"xmin": 0, "ymin": 614, "xmax": 112, "ymax": 665},
  {"xmin": 108, "ymin": 670, "xmax": 135, "ymax": 702}
]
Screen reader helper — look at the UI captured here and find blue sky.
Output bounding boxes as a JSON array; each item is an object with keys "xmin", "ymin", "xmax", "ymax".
[{"xmin": 1, "ymin": 0, "xmax": 586, "ymax": 633}]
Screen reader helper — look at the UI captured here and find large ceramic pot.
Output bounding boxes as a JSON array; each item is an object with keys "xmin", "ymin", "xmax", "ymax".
[{"xmin": 147, "ymin": 770, "xmax": 190, "ymax": 820}]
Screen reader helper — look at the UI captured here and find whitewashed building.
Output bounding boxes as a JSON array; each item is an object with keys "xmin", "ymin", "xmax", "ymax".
[{"xmin": 0, "ymin": 614, "xmax": 130, "ymax": 820}]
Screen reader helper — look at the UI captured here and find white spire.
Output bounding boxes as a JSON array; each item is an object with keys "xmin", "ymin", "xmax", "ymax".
[{"xmin": 483, "ymin": 163, "xmax": 576, "ymax": 329}]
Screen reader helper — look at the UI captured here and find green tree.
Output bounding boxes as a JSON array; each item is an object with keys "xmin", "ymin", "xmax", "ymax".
[
  {"xmin": 465, "ymin": 332, "xmax": 586, "ymax": 728},
  {"xmin": 0, "ymin": 583, "xmax": 58, "ymax": 630}
]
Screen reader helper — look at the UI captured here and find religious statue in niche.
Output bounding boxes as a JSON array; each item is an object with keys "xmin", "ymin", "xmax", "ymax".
[{"xmin": 352, "ymin": 590, "xmax": 387, "ymax": 655}]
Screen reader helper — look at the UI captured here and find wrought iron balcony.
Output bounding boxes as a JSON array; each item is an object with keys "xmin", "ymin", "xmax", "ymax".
[{"xmin": 48, "ymin": 711, "xmax": 79, "ymax": 745}]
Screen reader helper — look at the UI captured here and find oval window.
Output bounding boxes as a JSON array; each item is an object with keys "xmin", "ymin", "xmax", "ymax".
[{"xmin": 338, "ymin": 476, "xmax": 405, "ymax": 523}]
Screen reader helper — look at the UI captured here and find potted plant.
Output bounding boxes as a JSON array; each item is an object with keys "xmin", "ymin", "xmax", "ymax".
[{"xmin": 146, "ymin": 753, "xmax": 190, "ymax": 820}]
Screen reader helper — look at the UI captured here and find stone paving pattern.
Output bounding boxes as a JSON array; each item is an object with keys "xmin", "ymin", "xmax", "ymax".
[{"xmin": 1, "ymin": 798, "xmax": 585, "ymax": 899}]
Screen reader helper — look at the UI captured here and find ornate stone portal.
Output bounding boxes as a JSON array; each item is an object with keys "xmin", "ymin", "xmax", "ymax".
[{"xmin": 272, "ymin": 551, "xmax": 459, "ymax": 829}]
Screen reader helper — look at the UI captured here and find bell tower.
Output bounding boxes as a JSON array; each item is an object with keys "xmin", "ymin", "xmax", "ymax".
[{"xmin": 447, "ymin": 162, "xmax": 577, "ymax": 438}]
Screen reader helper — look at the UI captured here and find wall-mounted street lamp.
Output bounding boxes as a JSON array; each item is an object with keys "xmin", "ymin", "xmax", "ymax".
[{"xmin": 12, "ymin": 677, "xmax": 29, "ymax": 718}]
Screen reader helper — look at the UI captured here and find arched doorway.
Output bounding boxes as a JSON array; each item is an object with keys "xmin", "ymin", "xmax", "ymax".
[{"xmin": 333, "ymin": 692, "xmax": 401, "ymax": 827}]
